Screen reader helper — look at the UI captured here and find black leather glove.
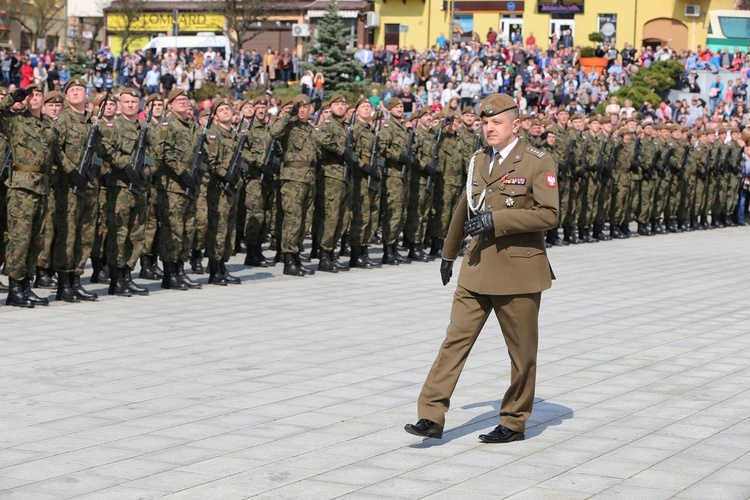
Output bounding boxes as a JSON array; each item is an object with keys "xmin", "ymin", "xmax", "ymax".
[
  {"xmin": 463, "ymin": 211, "xmax": 494, "ymax": 236},
  {"xmin": 289, "ymin": 103, "xmax": 299, "ymax": 117},
  {"xmin": 178, "ymin": 170, "xmax": 196, "ymax": 189},
  {"xmin": 440, "ymin": 259, "xmax": 453, "ymax": 286},
  {"xmin": 425, "ymin": 163, "xmax": 439, "ymax": 176},
  {"xmin": 68, "ymin": 169, "xmax": 88, "ymax": 190},
  {"xmin": 125, "ymin": 165, "xmax": 139, "ymax": 184},
  {"xmin": 343, "ymin": 149, "xmax": 356, "ymax": 168},
  {"xmin": 398, "ymin": 152, "xmax": 413, "ymax": 165},
  {"xmin": 223, "ymin": 170, "xmax": 239, "ymax": 187},
  {"xmin": 363, "ymin": 162, "xmax": 380, "ymax": 179},
  {"xmin": 11, "ymin": 87, "xmax": 32, "ymax": 103}
]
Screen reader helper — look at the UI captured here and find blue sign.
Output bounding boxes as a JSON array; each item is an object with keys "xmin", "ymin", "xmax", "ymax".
[{"xmin": 507, "ymin": 2, "xmax": 516, "ymax": 11}]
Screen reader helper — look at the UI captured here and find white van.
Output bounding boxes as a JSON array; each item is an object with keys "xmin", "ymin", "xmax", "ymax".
[{"xmin": 141, "ymin": 33, "xmax": 232, "ymax": 69}]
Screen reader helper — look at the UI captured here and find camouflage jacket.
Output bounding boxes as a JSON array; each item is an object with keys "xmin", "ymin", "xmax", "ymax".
[
  {"xmin": 101, "ymin": 116, "xmax": 147, "ymax": 189},
  {"xmin": 438, "ymin": 129, "xmax": 465, "ymax": 186},
  {"xmin": 270, "ymin": 113, "xmax": 317, "ymax": 183},
  {"xmin": 353, "ymin": 118, "xmax": 377, "ymax": 176},
  {"xmin": 54, "ymin": 107, "xmax": 99, "ymax": 187},
  {"xmin": 378, "ymin": 116, "xmax": 409, "ymax": 177},
  {"xmin": 158, "ymin": 113, "xmax": 201, "ymax": 194},
  {"xmin": 241, "ymin": 118, "xmax": 271, "ymax": 179},
  {"xmin": 205, "ymin": 123, "xmax": 236, "ymax": 182},
  {"xmin": 315, "ymin": 115, "xmax": 349, "ymax": 181},
  {"xmin": 0, "ymin": 94, "xmax": 57, "ymax": 195}
]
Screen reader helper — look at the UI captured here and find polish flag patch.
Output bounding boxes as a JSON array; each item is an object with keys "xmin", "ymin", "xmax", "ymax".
[{"xmin": 546, "ymin": 173, "xmax": 557, "ymax": 188}]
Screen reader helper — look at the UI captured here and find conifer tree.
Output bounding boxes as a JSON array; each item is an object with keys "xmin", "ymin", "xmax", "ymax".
[{"xmin": 303, "ymin": 0, "xmax": 366, "ymax": 96}]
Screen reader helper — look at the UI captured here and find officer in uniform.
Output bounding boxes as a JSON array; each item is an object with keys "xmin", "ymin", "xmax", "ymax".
[
  {"xmin": 53, "ymin": 77, "xmax": 101, "ymax": 303},
  {"xmin": 139, "ymin": 93, "xmax": 165, "ymax": 280},
  {"xmin": 156, "ymin": 88, "xmax": 203, "ymax": 290},
  {"xmin": 100, "ymin": 87, "xmax": 150, "ymax": 296},
  {"xmin": 270, "ymin": 94, "xmax": 318, "ymax": 277},
  {"xmin": 405, "ymin": 93, "xmax": 558, "ymax": 443},
  {"xmin": 1, "ymin": 85, "xmax": 58, "ymax": 307},
  {"xmin": 204, "ymin": 97, "xmax": 242, "ymax": 285},
  {"xmin": 314, "ymin": 93, "xmax": 354, "ymax": 273}
]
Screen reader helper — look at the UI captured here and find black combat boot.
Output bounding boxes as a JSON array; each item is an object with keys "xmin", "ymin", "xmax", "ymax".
[
  {"xmin": 382, "ymin": 244, "xmax": 399, "ymax": 265},
  {"xmin": 350, "ymin": 246, "xmax": 372, "ymax": 269},
  {"xmin": 189, "ymin": 249, "xmax": 204, "ymax": 274},
  {"xmin": 90, "ymin": 257, "xmax": 103, "ymax": 283},
  {"xmin": 244, "ymin": 245, "xmax": 268, "ymax": 267},
  {"xmin": 294, "ymin": 253, "xmax": 315, "ymax": 275},
  {"xmin": 72, "ymin": 273, "xmax": 98, "ymax": 301},
  {"xmin": 161, "ymin": 261, "xmax": 188, "ymax": 290},
  {"xmin": 124, "ymin": 267, "xmax": 149, "ymax": 295},
  {"xmin": 34, "ymin": 267, "xmax": 56, "ymax": 289},
  {"xmin": 620, "ymin": 223, "xmax": 631, "ymax": 238},
  {"xmin": 299, "ymin": 244, "xmax": 312, "ymax": 263},
  {"xmin": 638, "ymin": 223, "xmax": 652, "ymax": 236},
  {"xmin": 208, "ymin": 260, "xmax": 228, "ymax": 285},
  {"xmin": 21, "ymin": 277, "xmax": 48, "ymax": 306},
  {"xmin": 318, "ymin": 251, "xmax": 338, "ymax": 273},
  {"xmin": 139, "ymin": 255, "xmax": 159, "ymax": 280},
  {"xmin": 330, "ymin": 250, "xmax": 349, "ymax": 271},
  {"xmin": 611, "ymin": 225, "xmax": 625, "ymax": 239},
  {"xmin": 690, "ymin": 216, "xmax": 700, "ymax": 231},
  {"xmin": 55, "ymin": 271, "xmax": 80, "ymax": 302},
  {"xmin": 6, "ymin": 278, "xmax": 33, "ymax": 308},
  {"xmin": 220, "ymin": 262, "xmax": 241, "ymax": 284},
  {"xmin": 0, "ymin": 279, "xmax": 8, "ymax": 294},
  {"xmin": 654, "ymin": 219, "xmax": 667, "ymax": 234},
  {"xmin": 283, "ymin": 253, "xmax": 305, "ymax": 277},
  {"xmin": 108, "ymin": 267, "xmax": 132, "ymax": 297},
  {"xmin": 178, "ymin": 261, "xmax": 202, "ymax": 289},
  {"xmin": 363, "ymin": 246, "xmax": 381, "ymax": 268},
  {"xmin": 410, "ymin": 243, "xmax": 430, "ymax": 262},
  {"xmin": 339, "ymin": 234, "xmax": 350, "ymax": 258},
  {"xmin": 151, "ymin": 258, "xmax": 164, "ymax": 279},
  {"xmin": 310, "ymin": 237, "xmax": 319, "ymax": 260},
  {"xmin": 700, "ymin": 215, "xmax": 710, "ymax": 230}
]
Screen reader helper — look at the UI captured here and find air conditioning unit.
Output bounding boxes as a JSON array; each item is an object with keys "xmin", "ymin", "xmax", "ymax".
[
  {"xmin": 292, "ymin": 24, "xmax": 311, "ymax": 37},
  {"xmin": 365, "ymin": 12, "xmax": 380, "ymax": 28},
  {"xmin": 684, "ymin": 4, "xmax": 701, "ymax": 17}
]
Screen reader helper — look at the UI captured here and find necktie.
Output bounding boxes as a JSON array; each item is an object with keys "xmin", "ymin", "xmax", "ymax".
[{"xmin": 490, "ymin": 153, "xmax": 501, "ymax": 175}]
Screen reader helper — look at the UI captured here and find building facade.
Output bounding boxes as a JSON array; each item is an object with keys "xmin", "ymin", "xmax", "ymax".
[{"xmin": 373, "ymin": 0, "xmax": 740, "ymax": 51}]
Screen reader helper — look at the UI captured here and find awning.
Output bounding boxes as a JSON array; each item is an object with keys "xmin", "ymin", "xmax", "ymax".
[
  {"xmin": 0, "ymin": 18, "xmax": 10, "ymax": 30},
  {"xmin": 307, "ymin": 9, "xmax": 360, "ymax": 18}
]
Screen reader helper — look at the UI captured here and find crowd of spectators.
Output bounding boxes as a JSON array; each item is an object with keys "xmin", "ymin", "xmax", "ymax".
[{"xmin": 2, "ymin": 30, "xmax": 750, "ymax": 128}]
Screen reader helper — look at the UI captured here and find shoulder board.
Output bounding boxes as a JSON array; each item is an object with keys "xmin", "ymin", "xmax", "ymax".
[
  {"xmin": 525, "ymin": 146, "xmax": 545, "ymax": 158},
  {"xmin": 472, "ymin": 148, "xmax": 484, "ymax": 157}
]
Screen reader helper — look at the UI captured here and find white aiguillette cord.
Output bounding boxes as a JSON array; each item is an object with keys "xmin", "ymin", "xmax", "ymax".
[{"xmin": 466, "ymin": 152, "xmax": 486, "ymax": 219}]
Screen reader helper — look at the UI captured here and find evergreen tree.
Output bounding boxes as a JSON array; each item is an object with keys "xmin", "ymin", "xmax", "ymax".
[
  {"xmin": 303, "ymin": 0, "xmax": 366, "ymax": 97},
  {"xmin": 64, "ymin": 36, "xmax": 93, "ymax": 77}
]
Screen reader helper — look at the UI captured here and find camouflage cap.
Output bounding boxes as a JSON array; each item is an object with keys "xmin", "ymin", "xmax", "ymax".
[
  {"xmin": 64, "ymin": 77, "xmax": 86, "ymax": 93},
  {"xmin": 478, "ymin": 93, "xmax": 517, "ymax": 117},
  {"xmin": 166, "ymin": 88, "xmax": 186, "ymax": 104},
  {"xmin": 292, "ymin": 94, "xmax": 311, "ymax": 106},
  {"xmin": 118, "ymin": 87, "xmax": 141, "ymax": 99},
  {"xmin": 387, "ymin": 97, "xmax": 403, "ymax": 110},
  {"xmin": 329, "ymin": 93, "xmax": 346, "ymax": 105},
  {"xmin": 145, "ymin": 93, "xmax": 163, "ymax": 105},
  {"xmin": 44, "ymin": 91, "xmax": 64, "ymax": 104},
  {"xmin": 211, "ymin": 97, "xmax": 233, "ymax": 114}
]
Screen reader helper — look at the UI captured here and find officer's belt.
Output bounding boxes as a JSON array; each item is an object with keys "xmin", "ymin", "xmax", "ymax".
[
  {"xmin": 14, "ymin": 164, "xmax": 44, "ymax": 173},
  {"xmin": 320, "ymin": 162, "xmax": 343, "ymax": 168},
  {"xmin": 285, "ymin": 161, "xmax": 312, "ymax": 168}
]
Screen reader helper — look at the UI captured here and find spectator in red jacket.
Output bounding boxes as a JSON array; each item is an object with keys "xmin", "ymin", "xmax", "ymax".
[{"xmin": 20, "ymin": 58, "xmax": 33, "ymax": 88}]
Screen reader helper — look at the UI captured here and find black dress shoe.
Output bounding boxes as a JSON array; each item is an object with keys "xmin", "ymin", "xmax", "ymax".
[
  {"xmin": 404, "ymin": 419, "xmax": 443, "ymax": 439},
  {"xmin": 478, "ymin": 425, "xmax": 525, "ymax": 444}
]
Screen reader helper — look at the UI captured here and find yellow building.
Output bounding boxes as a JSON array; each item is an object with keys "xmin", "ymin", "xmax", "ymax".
[{"xmin": 373, "ymin": 0, "xmax": 739, "ymax": 52}]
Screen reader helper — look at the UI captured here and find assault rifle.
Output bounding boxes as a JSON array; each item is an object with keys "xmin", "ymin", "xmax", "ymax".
[
  {"xmin": 72, "ymin": 88, "xmax": 109, "ymax": 199},
  {"xmin": 343, "ymin": 112, "xmax": 356, "ymax": 184},
  {"xmin": 127, "ymin": 101, "xmax": 155, "ymax": 196},
  {"xmin": 595, "ymin": 138, "xmax": 608, "ymax": 179},
  {"xmin": 426, "ymin": 116, "xmax": 452, "ymax": 193},
  {"xmin": 260, "ymin": 137, "xmax": 276, "ymax": 183},
  {"xmin": 560, "ymin": 132, "xmax": 577, "ymax": 176},
  {"xmin": 578, "ymin": 137, "xmax": 589, "ymax": 183},
  {"xmin": 401, "ymin": 125, "xmax": 417, "ymax": 181},
  {"xmin": 630, "ymin": 136, "xmax": 641, "ymax": 174},
  {"xmin": 676, "ymin": 142, "xmax": 690, "ymax": 180},
  {"xmin": 659, "ymin": 146, "xmax": 675, "ymax": 179},
  {"xmin": 0, "ymin": 148, "xmax": 10, "ymax": 183},
  {"xmin": 712, "ymin": 144, "xmax": 725, "ymax": 174},
  {"xmin": 646, "ymin": 146, "xmax": 662, "ymax": 180},
  {"xmin": 185, "ymin": 108, "xmax": 214, "ymax": 200},
  {"xmin": 223, "ymin": 114, "xmax": 255, "ymax": 196},
  {"xmin": 366, "ymin": 113, "xmax": 383, "ymax": 191}
]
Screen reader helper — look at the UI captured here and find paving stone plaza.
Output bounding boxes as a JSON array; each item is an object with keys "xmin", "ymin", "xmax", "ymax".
[{"xmin": 1, "ymin": 228, "xmax": 750, "ymax": 499}]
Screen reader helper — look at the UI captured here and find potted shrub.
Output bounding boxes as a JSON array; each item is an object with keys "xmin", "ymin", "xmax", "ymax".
[{"xmin": 579, "ymin": 32, "xmax": 609, "ymax": 76}]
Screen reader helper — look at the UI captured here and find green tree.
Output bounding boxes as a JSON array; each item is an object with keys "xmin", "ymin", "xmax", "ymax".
[
  {"xmin": 302, "ymin": 0, "xmax": 366, "ymax": 97},
  {"xmin": 64, "ymin": 36, "xmax": 93, "ymax": 77}
]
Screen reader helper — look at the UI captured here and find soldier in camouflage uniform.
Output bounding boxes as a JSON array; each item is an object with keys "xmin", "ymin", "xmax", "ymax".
[
  {"xmin": 270, "ymin": 94, "xmax": 318, "ymax": 277},
  {"xmin": 378, "ymin": 98, "xmax": 413, "ymax": 265},
  {"xmin": 188, "ymin": 110, "xmax": 211, "ymax": 275},
  {"xmin": 90, "ymin": 93, "xmax": 117, "ymax": 285},
  {"xmin": 0, "ymin": 88, "xmax": 10, "ymax": 295},
  {"xmin": 564, "ymin": 114, "xmax": 585, "ymax": 243},
  {"xmin": 726, "ymin": 127, "xmax": 744, "ymax": 225},
  {"xmin": 664, "ymin": 126, "xmax": 688, "ymax": 232},
  {"xmin": 314, "ymin": 93, "xmax": 354, "ymax": 273},
  {"xmin": 139, "ymin": 93, "xmax": 165, "ymax": 280},
  {"xmin": 635, "ymin": 121, "xmax": 659, "ymax": 236},
  {"xmin": 348, "ymin": 98, "xmax": 382, "ymax": 269},
  {"xmin": 404, "ymin": 108, "xmax": 435, "ymax": 262},
  {"xmin": 205, "ymin": 97, "xmax": 242, "ymax": 285},
  {"xmin": 679, "ymin": 130, "xmax": 704, "ymax": 230},
  {"xmin": 711, "ymin": 127, "xmax": 731, "ymax": 228},
  {"xmin": 430, "ymin": 113, "xmax": 465, "ymax": 249},
  {"xmin": 593, "ymin": 121, "xmax": 615, "ymax": 241},
  {"xmin": 52, "ymin": 78, "xmax": 102, "ymax": 303},
  {"xmin": 241, "ymin": 96, "xmax": 273, "ymax": 268},
  {"xmin": 1, "ymin": 85, "xmax": 58, "ymax": 307},
  {"xmin": 698, "ymin": 132, "xmax": 718, "ymax": 229},
  {"xmin": 610, "ymin": 128, "xmax": 634, "ymax": 239},
  {"xmin": 550, "ymin": 108, "xmax": 572, "ymax": 246},
  {"xmin": 156, "ymin": 88, "xmax": 204, "ymax": 290},
  {"xmin": 578, "ymin": 118, "xmax": 603, "ymax": 242},
  {"xmin": 99, "ymin": 87, "xmax": 151, "ymax": 297}
]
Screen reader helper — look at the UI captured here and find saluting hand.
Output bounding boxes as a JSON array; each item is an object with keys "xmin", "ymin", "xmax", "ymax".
[{"xmin": 463, "ymin": 211, "xmax": 494, "ymax": 236}]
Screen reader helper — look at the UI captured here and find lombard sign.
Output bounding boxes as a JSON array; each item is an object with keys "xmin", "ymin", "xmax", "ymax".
[
  {"xmin": 538, "ymin": 2, "xmax": 584, "ymax": 14},
  {"xmin": 107, "ymin": 12, "xmax": 225, "ymax": 32}
]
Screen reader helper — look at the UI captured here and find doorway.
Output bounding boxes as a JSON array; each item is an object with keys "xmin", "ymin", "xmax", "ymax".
[
  {"xmin": 550, "ymin": 15, "xmax": 575, "ymax": 48},
  {"xmin": 500, "ymin": 16, "xmax": 524, "ymax": 45}
]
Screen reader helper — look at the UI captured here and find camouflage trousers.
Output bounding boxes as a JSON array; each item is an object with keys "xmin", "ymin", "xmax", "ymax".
[
  {"xmin": 711, "ymin": 178, "xmax": 727, "ymax": 217},
  {"xmin": 244, "ymin": 177, "xmax": 271, "ymax": 247},
  {"xmin": 726, "ymin": 174, "xmax": 742, "ymax": 216},
  {"xmin": 665, "ymin": 176, "xmax": 683, "ymax": 220},
  {"xmin": 653, "ymin": 176, "xmax": 668, "ymax": 221},
  {"xmin": 5, "ymin": 188, "xmax": 46, "ymax": 281},
  {"xmin": 206, "ymin": 182, "xmax": 239, "ymax": 262},
  {"xmin": 694, "ymin": 176, "xmax": 709, "ymax": 217},
  {"xmin": 350, "ymin": 174, "xmax": 380, "ymax": 247},
  {"xmin": 432, "ymin": 181, "xmax": 462, "ymax": 240},
  {"xmin": 638, "ymin": 178, "xmax": 655, "ymax": 224},
  {"xmin": 579, "ymin": 173, "xmax": 599, "ymax": 228},
  {"xmin": 156, "ymin": 190, "xmax": 192, "ymax": 262},
  {"xmin": 0, "ymin": 184, "xmax": 6, "ymax": 268},
  {"xmin": 610, "ymin": 172, "xmax": 631, "ymax": 226},
  {"xmin": 188, "ymin": 180, "xmax": 208, "ymax": 253},
  {"xmin": 678, "ymin": 178, "xmax": 697, "ymax": 221},
  {"xmin": 403, "ymin": 173, "xmax": 422, "ymax": 243},
  {"xmin": 628, "ymin": 178, "xmax": 641, "ymax": 223},
  {"xmin": 381, "ymin": 175, "xmax": 408, "ymax": 245},
  {"xmin": 36, "ymin": 189, "xmax": 55, "ymax": 269},
  {"xmin": 316, "ymin": 175, "xmax": 351, "ymax": 252},
  {"xmin": 557, "ymin": 175, "xmax": 570, "ymax": 228},
  {"xmin": 595, "ymin": 175, "xmax": 613, "ymax": 226},
  {"xmin": 106, "ymin": 186, "xmax": 146, "ymax": 269},
  {"xmin": 280, "ymin": 179, "xmax": 314, "ymax": 254},
  {"xmin": 141, "ymin": 185, "xmax": 159, "ymax": 258},
  {"xmin": 54, "ymin": 183, "xmax": 99, "ymax": 275},
  {"xmin": 91, "ymin": 186, "xmax": 108, "ymax": 261}
]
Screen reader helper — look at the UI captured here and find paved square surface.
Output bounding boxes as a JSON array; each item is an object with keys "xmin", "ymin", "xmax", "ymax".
[{"xmin": 2, "ymin": 228, "xmax": 750, "ymax": 499}]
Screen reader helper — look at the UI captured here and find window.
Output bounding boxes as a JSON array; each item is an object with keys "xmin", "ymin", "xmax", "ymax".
[{"xmin": 718, "ymin": 16, "xmax": 750, "ymax": 38}]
